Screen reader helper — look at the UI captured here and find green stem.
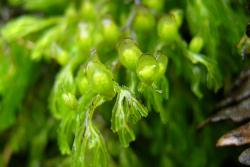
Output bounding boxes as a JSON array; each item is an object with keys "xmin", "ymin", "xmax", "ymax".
[{"xmin": 127, "ymin": 71, "xmax": 138, "ymax": 94}]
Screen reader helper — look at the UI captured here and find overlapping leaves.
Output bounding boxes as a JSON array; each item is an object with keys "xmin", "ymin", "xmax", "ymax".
[
  {"xmin": 0, "ymin": 0, "xmax": 247, "ymax": 166},
  {"xmin": 111, "ymin": 88, "xmax": 148, "ymax": 147}
]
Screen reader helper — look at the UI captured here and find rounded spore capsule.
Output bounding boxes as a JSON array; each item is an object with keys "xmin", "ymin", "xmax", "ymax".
[
  {"xmin": 86, "ymin": 60, "xmax": 115, "ymax": 97},
  {"xmin": 142, "ymin": 0, "xmax": 164, "ymax": 12},
  {"xmin": 155, "ymin": 51, "xmax": 168, "ymax": 78},
  {"xmin": 102, "ymin": 18, "xmax": 120, "ymax": 44},
  {"xmin": 80, "ymin": 1, "xmax": 96, "ymax": 21},
  {"xmin": 133, "ymin": 7, "xmax": 155, "ymax": 32},
  {"xmin": 118, "ymin": 38, "xmax": 142, "ymax": 70},
  {"xmin": 77, "ymin": 76, "xmax": 89, "ymax": 95},
  {"xmin": 136, "ymin": 54, "xmax": 159, "ymax": 84},
  {"xmin": 170, "ymin": 9, "xmax": 183, "ymax": 28},
  {"xmin": 189, "ymin": 36, "xmax": 204, "ymax": 53},
  {"xmin": 157, "ymin": 15, "xmax": 179, "ymax": 43},
  {"xmin": 77, "ymin": 22, "xmax": 93, "ymax": 51},
  {"xmin": 62, "ymin": 93, "xmax": 77, "ymax": 109}
]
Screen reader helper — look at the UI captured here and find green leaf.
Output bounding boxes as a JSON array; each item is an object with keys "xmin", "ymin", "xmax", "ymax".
[
  {"xmin": 111, "ymin": 88, "xmax": 148, "ymax": 147},
  {"xmin": 49, "ymin": 66, "xmax": 75, "ymax": 119},
  {"xmin": 186, "ymin": 51, "xmax": 222, "ymax": 91},
  {"xmin": 31, "ymin": 25, "xmax": 64, "ymax": 61},
  {"xmin": 8, "ymin": 0, "xmax": 68, "ymax": 11},
  {"xmin": 190, "ymin": 66, "xmax": 203, "ymax": 98},
  {"xmin": 138, "ymin": 77, "xmax": 169, "ymax": 122},
  {"xmin": 80, "ymin": 123, "xmax": 109, "ymax": 167},
  {"xmin": 0, "ymin": 45, "xmax": 38, "ymax": 132},
  {"xmin": 73, "ymin": 96, "xmax": 108, "ymax": 167},
  {"xmin": 57, "ymin": 111, "xmax": 75, "ymax": 154},
  {"xmin": 1, "ymin": 16, "xmax": 60, "ymax": 42}
]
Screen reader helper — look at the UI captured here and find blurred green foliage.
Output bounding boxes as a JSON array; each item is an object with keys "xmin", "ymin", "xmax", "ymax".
[{"xmin": 0, "ymin": 0, "xmax": 248, "ymax": 166}]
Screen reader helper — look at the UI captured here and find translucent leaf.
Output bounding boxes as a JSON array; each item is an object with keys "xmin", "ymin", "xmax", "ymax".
[
  {"xmin": 111, "ymin": 97, "xmax": 126, "ymax": 131},
  {"xmin": 139, "ymin": 77, "xmax": 169, "ymax": 122},
  {"xmin": 190, "ymin": 65, "xmax": 203, "ymax": 98},
  {"xmin": 57, "ymin": 112, "xmax": 75, "ymax": 154},
  {"xmin": 111, "ymin": 88, "xmax": 148, "ymax": 147},
  {"xmin": 72, "ymin": 98, "xmax": 92, "ymax": 166},
  {"xmin": 31, "ymin": 25, "xmax": 64, "ymax": 61},
  {"xmin": 186, "ymin": 51, "xmax": 222, "ymax": 91},
  {"xmin": 155, "ymin": 77, "xmax": 169, "ymax": 100},
  {"xmin": 50, "ymin": 53, "xmax": 86, "ymax": 119},
  {"xmin": 117, "ymin": 126, "xmax": 136, "ymax": 148},
  {"xmin": 71, "ymin": 95, "xmax": 107, "ymax": 167},
  {"xmin": 73, "ymin": 122, "xmax": 109, "ymax": 167},
  {"xmin": 49, "ymin": 66, "xmax": 75, "ymax": 119},
  {"xmin": 125, "ymin": 99, "xmax": 142, "ymax": 124},
  {"xmin": 1, "ymin": 16, "xmax": 60, "ymax": 42}
]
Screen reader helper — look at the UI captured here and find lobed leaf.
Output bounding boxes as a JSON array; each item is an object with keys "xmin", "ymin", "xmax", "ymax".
[
  {"xmin": 111, "ymin": 88, "xmax": 148, "ymax": 147},
  {"xmin": 75, "ymin": 122, "xmax": 109, "ymax": 167}
]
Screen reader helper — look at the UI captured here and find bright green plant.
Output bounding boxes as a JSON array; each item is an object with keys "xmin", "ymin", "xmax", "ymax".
[{"xmin": 0, "ymin": 0, "xmax": 248, "ymax": 167}]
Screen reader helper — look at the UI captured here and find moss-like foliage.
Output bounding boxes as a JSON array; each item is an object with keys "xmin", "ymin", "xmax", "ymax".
[{"xmin": 0, "ymin": 0, "xmax": 248, "ymax": 166}]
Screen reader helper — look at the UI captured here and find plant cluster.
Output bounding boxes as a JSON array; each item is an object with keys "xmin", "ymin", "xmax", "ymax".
[{"xmin": 0, "ymin": 0, "xmax": 248, "ymax": 166}]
